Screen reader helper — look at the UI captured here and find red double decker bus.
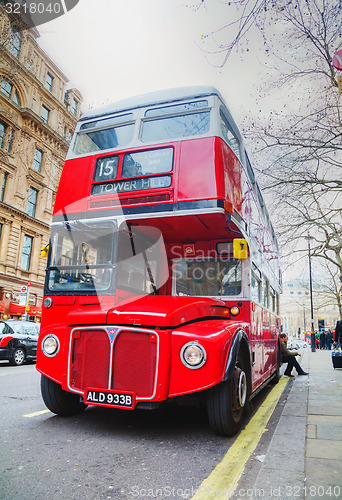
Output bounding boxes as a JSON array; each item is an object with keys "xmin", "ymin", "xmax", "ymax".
[{"xmin": 36, "ymin": 86, "xmax": 282, "ymax": 436}]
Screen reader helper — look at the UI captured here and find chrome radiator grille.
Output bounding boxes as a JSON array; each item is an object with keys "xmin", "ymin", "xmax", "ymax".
[{"xmin": 69, "ymin": 327, "xmax": 158, "ymax": 399}]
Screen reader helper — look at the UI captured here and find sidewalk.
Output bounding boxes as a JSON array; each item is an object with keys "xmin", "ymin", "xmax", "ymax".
[{"xmin": 243, "ymin": 348, "xmax": 342, "ymax": 499}]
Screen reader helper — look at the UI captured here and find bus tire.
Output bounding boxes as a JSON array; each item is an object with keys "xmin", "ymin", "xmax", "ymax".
[
  {"xmin": 207, "ymin": 354, "xmax": 248, "ymax": 436},
  {"xmin": 41, "ymin": 375, "xmax": 87, "ymax": 416}
]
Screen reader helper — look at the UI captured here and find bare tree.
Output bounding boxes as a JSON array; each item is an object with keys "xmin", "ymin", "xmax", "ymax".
[
  {"xmin": 312, "ymin": 262, "xmax": 342, "ymax": 318},
  {"xmin": 189, "ymin": 0, "xmax": 342, "ymax": 72},
  {"xmin": 189, "ymin": 0, "xmax": 342, "ymax": 307}
]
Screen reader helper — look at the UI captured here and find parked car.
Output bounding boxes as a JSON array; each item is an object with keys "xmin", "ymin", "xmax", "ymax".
[
  {"xmin": 0, "ymin": 320, "xmax": 40, "ymax": 366},
  {"xmin": 287, "ymin": 337, "xmax": 308, "ymax": 350}
]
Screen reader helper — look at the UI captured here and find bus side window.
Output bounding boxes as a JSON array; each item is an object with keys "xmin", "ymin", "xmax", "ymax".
[
  {"xmin": 270, "ymin": 287, "xmax": 276, "ymax": 312},
  {"xmin": 251, "ymin": 271, "xmax": 261, "ymax": 303},
  {"xmin": 220, "ymin": 112, "xmax": 241, "ymax": 162},
  {"xmin": 262, "ymin": 277, "xmax": 269, "ymax": 309},
  {"xmin": 276, "ymin": 293, "xmax": 280, "ymax": 316}
]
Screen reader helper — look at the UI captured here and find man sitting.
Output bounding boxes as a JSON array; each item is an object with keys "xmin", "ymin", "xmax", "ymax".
[{"xmin": 280, "ymin": 333, "xmax": 309, "ymax": 377}]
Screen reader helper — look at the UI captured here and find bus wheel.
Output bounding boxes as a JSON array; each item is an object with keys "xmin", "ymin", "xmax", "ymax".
[
  {"xmin": 207, "ymin": 356, "xmax": 248, "ymax": 436},
  {"xmin": 41, "ymin": 375, "xmax": 87, "ymax": 416}
]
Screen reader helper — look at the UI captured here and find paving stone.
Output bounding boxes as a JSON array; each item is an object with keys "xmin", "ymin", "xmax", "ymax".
[
  {"xmin": 306, "ymin": 439, "xmax": 342, "ymax": 461},
  {"xmin": 306, "ymin": 424, "xmax": 317, "ymax": 439},
  {"xmin": 307, "ymin": 414, "xmax": 342, "ymax": 424},
  {"xmin": 308, "ymin": 403, "xmax": 342, "ymax": 416},
  {"xmin": 305, "ymin": 457, "xmax": 342, "ymax": 500},
  {"xmin": 315, "ymin": 421, "xmax": 342, "ymax": 440}
]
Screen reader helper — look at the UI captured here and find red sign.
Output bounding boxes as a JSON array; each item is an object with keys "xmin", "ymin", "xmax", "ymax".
[
  {"xmin": 183, "ymin": 244, "xmax": 196, "ymax": 257},
  {"xmin": 332, "ymin": 50, "xmax": 342, "ymax": 71},
  {"xmin": 27, "ymin": 281, "xmax": 31, "ymax": 287},
  {"xmin": 21, "ymin": 286, "xmax": 27, "ymax": 294}
]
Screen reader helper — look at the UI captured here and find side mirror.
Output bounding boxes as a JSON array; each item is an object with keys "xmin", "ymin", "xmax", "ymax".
[{"xmin": 233, "ymin": 239, "xmax": 248, "ymax": 259}]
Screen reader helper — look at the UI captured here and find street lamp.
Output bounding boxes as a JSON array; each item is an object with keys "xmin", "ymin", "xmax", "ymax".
[{"xmin": 305, "ymin": 233, "xmax": 316, "ymax": 352}]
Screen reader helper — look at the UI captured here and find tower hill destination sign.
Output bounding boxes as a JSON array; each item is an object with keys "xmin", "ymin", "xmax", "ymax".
[{"xmin": 2, "ymin": 0, "xmax": 79, "ymax": 28}]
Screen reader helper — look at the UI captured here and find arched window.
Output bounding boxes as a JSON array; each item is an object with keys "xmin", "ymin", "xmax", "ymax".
[{"xmin": 0, "ymin": 77, "xmax": 21, "ymax": 106}]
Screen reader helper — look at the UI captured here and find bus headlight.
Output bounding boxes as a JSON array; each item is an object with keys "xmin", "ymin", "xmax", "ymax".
[
  {"xmin": 41, "ymin": 335, "xmax": 60, "ymax": 357},
  {"xmin": 181, "ymin": 342, "xmax": 206, "ymax": 369}
]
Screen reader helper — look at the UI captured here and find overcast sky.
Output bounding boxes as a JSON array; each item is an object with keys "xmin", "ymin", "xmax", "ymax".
[{"xmin": 37, "ymin": 0, "xmax": 272, "ymax": 128}]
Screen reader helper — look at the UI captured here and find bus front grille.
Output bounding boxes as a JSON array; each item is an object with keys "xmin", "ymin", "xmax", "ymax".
[
  {"xmin": 112, "ymin": 330, "xmax": 157, "ymax": 398},
  {"xmin": 70, "ymin": 328, "xmax": 158, "ymax": 399},
  {"xmin": 71, "ymin": 329, "xmax": 111, "ymax": 391}
]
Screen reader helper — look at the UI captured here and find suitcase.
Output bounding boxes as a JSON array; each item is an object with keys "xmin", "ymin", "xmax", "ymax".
[{"xmin": 332, "ymin": 351, "xmax": 342, "ymax": 368}]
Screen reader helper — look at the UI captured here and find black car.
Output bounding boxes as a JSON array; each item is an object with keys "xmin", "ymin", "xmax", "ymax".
[{"xmin": 0, "ymin": 320, "xmax": 40, "ymax": 366}]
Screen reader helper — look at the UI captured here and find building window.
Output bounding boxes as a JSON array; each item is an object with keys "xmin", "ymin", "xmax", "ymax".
[
  {"xmin": 7, "ymin": 129, "xmax": 13, "ymax": 153},
  {"xmin": 45, "ymin": 73, "xmax": 53, "ymax": 92},
  {"xmin": 21, "ymin": 235, "xmax": 33, "ymax": 271},
  {"xmin": 41, "ymin": 105, "xmax": 50, "ymax": 124},
  {"xmin": 27, "ymin": 187, "xmax": 38, "ymax": 217},
  {"xmin": 9, "ymin": 27, "xmax": 21, "ymax": 58},
  {"xmin": 13, "ymin": 90, "xmax": 20, "ymax": 105},
  {"xmin": 0, "ymin": 78, "xmax": 21, "ymax": 105},
  {"xmin": 72, "ymin": 98, "xmax": 78, "ymax": 116},
  {"xmin": 33, "ymin": 148, "xmax": 43, "ymax": 172},
  {"xmin": 0, "ymin": 173, "xmax": 8, "ymax": 202},
  {"xmin": 0, "ymin": 120, "xmax": 12, "ymax": 152},
  {"xmin": 1, "ymin": 78, "xmax": 13, "ymax": 98},
  {"xmin": 0, "ymin": 120, "xmax": 7, "ymax": 149}
]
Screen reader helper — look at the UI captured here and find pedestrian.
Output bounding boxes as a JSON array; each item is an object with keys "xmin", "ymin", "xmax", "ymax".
[
  {"xmin": 280, "ymin": 333, "xmax": 309, "ymax": 377},
  {"xmin": 335, "ymin": 320, "xmax": 342, "ymax": 347},
  {"xmin": 319, "ymin": 330, "xmax": 326, "ymax": 349},
  {"xmin": 326, "ymin": 330, "xmax": 333, "ymax": 350}
]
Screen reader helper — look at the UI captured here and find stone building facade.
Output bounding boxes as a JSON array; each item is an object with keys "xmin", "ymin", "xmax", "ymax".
[{"xmin": 0, "ymin": 5, "xmax": 82, "ymax": 319}]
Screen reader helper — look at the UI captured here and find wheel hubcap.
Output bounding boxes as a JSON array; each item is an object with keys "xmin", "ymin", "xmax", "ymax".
[
  {"xmin": 15, "ymin": 350, "xmax": 24, "ymax": 364},
  {"xmin": 232, "ymin": 366, "xmax": 247, "ymax": 411},
  {"xmin": 238, "ymin": 370, "xmax": 247, "ymax": 407}
]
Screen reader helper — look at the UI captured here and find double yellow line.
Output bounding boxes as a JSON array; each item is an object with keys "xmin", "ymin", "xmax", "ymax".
[{"xmin": 191, "ymin": 377, "xmax": 288, "ymax": 499}]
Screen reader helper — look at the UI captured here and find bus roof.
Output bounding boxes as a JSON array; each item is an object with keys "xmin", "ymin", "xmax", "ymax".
[{"xmin": 80, "ymin": 86, "xmax": 225, "ymax": 122}]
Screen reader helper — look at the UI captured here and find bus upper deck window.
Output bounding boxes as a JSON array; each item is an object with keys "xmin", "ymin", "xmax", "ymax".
[
  {"xmin": 79, "ymin": 113, "xmax": 133, "ymax": 131},
  {"xmin": 141, "ymin": 112, "xmax": 210, "ymax": 143},
  {"xmin": 75, "ymin": 112, "xmax": 134, "ymax": 156},
  {"xmin": 145, "ymin": 100, "xmax": 208, "ymax": 117},
  {"xmin": 75, "ymin": 124, "xmax": 134, "ymax": 155}
]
